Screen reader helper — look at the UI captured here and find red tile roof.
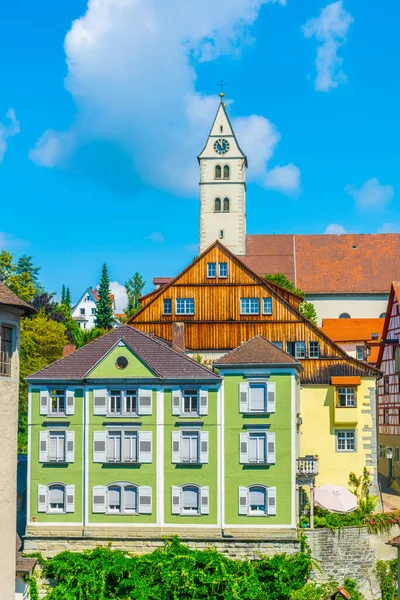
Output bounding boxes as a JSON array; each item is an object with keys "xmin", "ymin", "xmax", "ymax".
[
  {"xmin": 244, "ymin": 234, "xmax": 400, "ymax": 294},
  {"xmin": 321, "ymin": 318, "xmax": 384, "ymax": 363},
  {"xmin": 0, "ymin": 282, "xmax": 35, "ymax": 314},
  {"xmin": 214, "ymin": 335, "xmax": 302, "ymax": 367},
  {"xmin": 27, "ymin": 325, "xmax": 220, "ymax": 381},
  {"xmin": 90, "ymin": 288, "xmax": 115, "ymax": 303}
]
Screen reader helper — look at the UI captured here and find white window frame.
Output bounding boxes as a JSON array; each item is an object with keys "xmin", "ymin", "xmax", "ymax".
[
  {"xmin": 238, "ymin": 485, "xmax": 276, "ymax": 517},
  {"xmin": 249, "ymin": 383, "xmax": 266, "ymax": 413},
  {"xmin": 91, "ymin": 307, "xmax": 96, "ymax": 315},
  {"xmin": 248, "ymin": 432, "xmax": 267, "ymax": 464},
  {"xmin": 49, "ymin": 389, "xmax": 66, "ymax": 416},
  {"xmin": 180, "ymin": 430, "xmax": 200, "ymax": 463},
  {"xmin": 219, "ymin": 262, "xmax": 228, "ymax": 278},
  {"xmin": 80, "ymin": 308, "xmax": 85, "ymax": 315},
  {"xmin": 240, "ymin": 298, "xmax": 260, "ymax": 315},
  {"xmin": 124, "ymin": 389, "xmax": 138, "ymax": 416},
  {"xmin": 106, "ymin": 483, "xmax": 138, "ymax": 515},
  {"xmin": 171, "ymin": 484, "xmax": 209, "ymax": 516},
  {"xmin": 262, "ymin": 297, "xmax": 273, "ymax": 315},
  {"xmin": 181, "ymin": 389, "xmax": 199, "ymax": 416},
  {"xmin": 163, "ymin": 299, "xmax": 172, "ymax": 315},
  {"xmin": 47, "ymin": 483, "xmax": 66, "ymax": 514},
  {"xmin": 294, "ymin": 342, "xmax": 306, "ymax": 359},
  {"xmin": 176, "ymin": 298, "xmax": 195, "ymax": 315},
  {"xmin": 107, "ymin": 430, "xmax": 138, "ymax": 463},
  {"xmin": 248, "ymin": 485, "xmax": 268, "ymax": 516},
  {"xmin": 48, "ymin": 430, "xmax": 66, "ymax": 463},
  {"xmin": 181, "ymin": 484, "xmax": 200, "ymax": 515},
  {"xmin": 207, "ymin": 263, "xmax": 216, "ymax": 279},
  {"xmin": 336, "ymin": 430, "xmax": 356, "ymax": 452},
  {"xmin": 108, "ymin": 389, "xmax": 122, "ymax": 415},
  {"xmin": 356, "ymin": 346, "xmax": 364, "ymax": 361},
  {"xmin": 308, "ymin": 341, "xmax": 320, "ymax": 359},
  {"xmin": 337, "ymin": 387, "xmax": 356, "ymax": 407}
]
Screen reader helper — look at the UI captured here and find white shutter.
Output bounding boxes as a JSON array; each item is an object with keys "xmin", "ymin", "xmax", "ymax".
[
  {"xmin": 200, "ymin": 430, "xmax": 209, "ymax": 464},
  {"xmin": 93, "ymin": 389, "xmax": 107, "ymax": 415},
  {"xmin": 199, "ymin": 389, "xmax": 208, "ymax": 415},
  {"xmin": 267, "ymin": 432, "xmax": 276, "ymax": 464},
  {"xmin": 40, "ymin": 390, "xmax": 49, "ymax": 415},
  {"xmin": 239, "ymin": 382, "xmax": 249, "ymax": 413},
  {"xmin": 267, "ymin": 382, "xmax": 276, "ymax": 413},
  {"xmin": 172, "ymin": 390, "xmax": 181, "ymax": 416},
  {"xmin": 92, "ymin": 485, "xmax": 107, "ymax": 514},
  {"xmin": 66, "ymin": 389, "xmax": 75, "ymax": 415},
  {"xmin": 138, "ymin": 486, "xmax": 152, "ymax": 514},
  {"xmin": 268, "ymin": 486, "xmax": 277, "ymax": 516},
  {"xmin": 38, "ymin": 485, "xmax": 47, "ymax": 512},
  {"xmin": 66, "ymin": 485, "xmax": 75, "ymax": 513},
  {"xmin": 66, "ymin": 431, "xmax": 75, "ymax": 463},
  {"xmin": 171, "ymin": 486, "xmax": 181, "ymax": 514},
  {"xmin": 239, "ymin": 432, "xmax": 249, "ymax": 464},
  {"xmin": 171, "ymin": 430, "xmax": 181, "ymax": 463},
  {"xmin": 39, "ymin": 431, "xmax": 48, "ymax": 462},
  {"xmin": 200, "ymin": 486, "xmax": 209, "ymax": 515},
  {"xmin": 238, "ymin": 486, "xmax": 248, "ymax": 515},
  {"xmin": 138, "ymin": 431, "xmax": 152, "ymax": 463},
  {"xmin": 93, "ymin": 431, "xmax": 107, "ymax": 463},
  {"xmin": 138, "ymin": 389, "xmax": 152, "ymax": 415}
]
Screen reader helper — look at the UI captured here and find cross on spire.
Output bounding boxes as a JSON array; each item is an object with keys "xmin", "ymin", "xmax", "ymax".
[{"xmin": 217, "ymin": 80, "xmax": 226, "ymax": 98}]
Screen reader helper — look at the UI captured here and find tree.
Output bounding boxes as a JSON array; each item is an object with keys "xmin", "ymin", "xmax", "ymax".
[
  {"xmin": 94, "ymin": 264, "xmax": 114, "ymax": 329},
  {"xmin": 18, "ymin": 313, "xmax": 68, "ymax": 452},
  {"xmin": 16, "ymin": 254, "xmax": 44, "ymax": 294},
  {"xmin": 0, "ymin": 250, "xmax": 36, "ymax": 302},
  {"xmin": 64, "ymin": 287, "xmax": 71, "ymax": 310},
  {"xmin": 264, "ymin": 273, "xmax": 318, "ymax": 326},
  {"xmin": 61, "ymin": 284, "xmax": 66, "ymax": 304},
  {"xmin": 125, "ymin": 272, "xmax": 145, "ymax": 318}
]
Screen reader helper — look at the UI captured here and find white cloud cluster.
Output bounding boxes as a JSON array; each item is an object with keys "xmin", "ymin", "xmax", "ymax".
[
  {"xmin": 109, "ymin": 281, "xmax": 128, "ymax": 314},
  {"xmin": 0, "ymin": 108, "xmax": 20, "ymax": 163},
  {"xmin": 324, "ymin": 223, "xmax": 346, "ymax": 234},
  {"xmin": 303, "ymin": 1, "xmax": 353, "ymax": 92},
  {"xmin": 0, "ymin": 231, "xmax": 25, "ymax": 250},
  {"xmin": 29, "ymin": 0, "xmax": 299, "ymax": 196},
  {"xmin": 346, "ymin": 178, "xmax": 394, "ymax": 210}
]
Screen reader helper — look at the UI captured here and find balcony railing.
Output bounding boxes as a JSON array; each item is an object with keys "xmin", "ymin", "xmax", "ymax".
[{"xmin": 297, "ymin": 456, "xmax": 319, "ymax": 477}]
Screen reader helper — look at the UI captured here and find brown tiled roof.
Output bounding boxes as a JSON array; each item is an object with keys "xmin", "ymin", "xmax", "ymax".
[
  {"xmin": 244, "ymin": 234, "xmax": 400, "ymax": 294},
  {"xmin": 387, "ymin": 534, "xmax": 400, "ymax": 546},
  {"xmin": 214, "ymin": 335, "xmax": 302, "ymax": 367},
  {"xmin": 321, "ymin": 318, "xmax": 384, "ymax": 364},
  {"xmin": 16, "ymin": 534, "xmax": 37, "ymax": 574},
  {"xmin": 153, "ymin": 277, "xmax": 173, "ymax": 286},
  {"xmin": 27, "ymin": 325, "xmax": 220, "ymax": 381},
  {"xmin": 0, "ymin": 282, "xmax": 35, "ymax": 313}
]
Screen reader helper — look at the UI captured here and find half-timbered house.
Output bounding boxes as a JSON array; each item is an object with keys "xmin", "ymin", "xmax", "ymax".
[
  {"xmin": 128, "ymin": 241, "xmax": 380, "ymax": 491},
  {"xmin": 377, "ymin": 283, "xmax": 400, "ymax": 490}
]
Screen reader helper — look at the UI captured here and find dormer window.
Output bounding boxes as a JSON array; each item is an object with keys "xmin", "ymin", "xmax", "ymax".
[
  {"xmin": 214, "ymin": 198, "xmax": 221, "ymax": 212},
  {"xmin": 214, "ymin": 165, "xmax": 221, "ymax": 180},
  {"xmin": 223, "ymin": 165, "xmax": 230, "ymax": 179}
]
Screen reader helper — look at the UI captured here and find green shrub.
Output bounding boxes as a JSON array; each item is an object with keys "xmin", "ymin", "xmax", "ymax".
[{"xmin": 376, "ymin": 560, "xmax": 398, "ymax": 600}]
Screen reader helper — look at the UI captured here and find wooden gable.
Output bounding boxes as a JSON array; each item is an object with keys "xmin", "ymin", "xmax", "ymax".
[{"xmin": 129, "ymin": 241, "xmax": 378, "ymax": 384}]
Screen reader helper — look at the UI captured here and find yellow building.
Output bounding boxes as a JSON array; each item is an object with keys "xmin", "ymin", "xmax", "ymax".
[{"xmin": 300, "ymin": 377, "xmax": 377, "ymax": 490}]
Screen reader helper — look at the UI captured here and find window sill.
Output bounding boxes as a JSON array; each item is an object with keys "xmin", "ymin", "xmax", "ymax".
[
  {"xmin": 162, "ymin": 313, "xmax": 172, "ymax": 316},
  {"xmin": 48, "ymin": 414, "xmax": 68, "ymax": 418},
  {"xmin": 240, "ymin": 313, "xmax": 260, "ymax": 317}
]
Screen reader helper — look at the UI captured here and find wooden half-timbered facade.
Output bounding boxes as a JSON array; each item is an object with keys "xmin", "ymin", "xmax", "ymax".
[
  {"xmin": 129, "ymin": 242, "xmax": 380, "ymax": 491},
  {"xmin": 377, "ymin": 283, "xmax": 400, "ymax": 488}
]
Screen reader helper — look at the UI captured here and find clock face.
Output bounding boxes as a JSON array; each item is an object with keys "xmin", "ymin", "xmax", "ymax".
[{"xmin": 213, "ymin": 138, "xmax": 230, "ymax": 155}]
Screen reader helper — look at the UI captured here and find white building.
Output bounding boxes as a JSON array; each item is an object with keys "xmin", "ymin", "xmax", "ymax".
[{"xmin": 71, "ymin": 287, "xmax": 118, "ymax": 330}]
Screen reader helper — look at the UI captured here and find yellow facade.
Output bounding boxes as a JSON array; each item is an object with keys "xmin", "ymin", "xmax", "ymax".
[{"xmin": 300, "ymin": 379, "xmax": 376, "ymax": 488}]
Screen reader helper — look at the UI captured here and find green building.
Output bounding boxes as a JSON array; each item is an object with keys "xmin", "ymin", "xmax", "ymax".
[{"xmin": 26, "ymin": 327, "xmax": 302, "ymax": 551}]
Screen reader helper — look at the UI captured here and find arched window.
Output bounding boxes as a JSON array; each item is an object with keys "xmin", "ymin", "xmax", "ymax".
[
  {"xmin": 339, "ymin": 313, "xmax": 351, "ymax": 319},
  {"xmin": 248, "ymin": 485, "xmax": 267, "ymax": 514},
  {"xmin": 214, "ymin": 165, "xmax": 221, "ymax": 180},
  {"xmin": 380, "ymin": 313, "xmax": 386, "ymax": 319},
  {"xmin": 92, "ymin": 482, "xmax": 151, "ymax": 515},
  {"xmin": 223, "ymin": 165, "xmax": 230, "ymax": 179},
  {"xmin": 181, "ymin": 485, "xmax": 200, "ymax": 514},
  {"xmin": 223, "ymin": 197, "xmax": 230, "ymax": 212},
  {"xmin": 214, "ymin": 197, "xmax": 221, "ymax": 212},
  {"xmin": 107, "ymin": 483, "xmax": 138, "ymax": 514},
  {"xmin": 48, "ymin": 484, "xmax": 65, "ymax": 513},
  {"xmin": 171, "ymin": 483, "xmax": 209, "ymax": 515}
]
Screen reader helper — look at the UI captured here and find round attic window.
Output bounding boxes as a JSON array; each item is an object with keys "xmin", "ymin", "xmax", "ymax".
[{"xmin": 115, "ymin": 356, "xmax": 128, "ymax": 370}]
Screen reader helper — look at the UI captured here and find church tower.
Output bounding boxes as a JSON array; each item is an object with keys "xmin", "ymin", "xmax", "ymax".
[{"xmin": 198, "ymin": 94, "xmax": 247, "ymax": 255}]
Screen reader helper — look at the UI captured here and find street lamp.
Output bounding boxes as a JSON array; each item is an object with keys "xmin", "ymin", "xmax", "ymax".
[{"xmin": 387, "ymin": 448, "xmax": 393, "ymax": 485}]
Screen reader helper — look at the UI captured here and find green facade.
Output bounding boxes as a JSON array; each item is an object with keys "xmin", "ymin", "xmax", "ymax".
[{"xmin": 28, "ymin": 340, "xmax": 298, "ymax": 532}]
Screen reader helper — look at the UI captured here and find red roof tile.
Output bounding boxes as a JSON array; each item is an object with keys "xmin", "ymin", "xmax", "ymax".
[
  {"xmin": 321, "ymin": 318, "xmax": 384, "ymax": 364},
  {"xmin": 0, "ymin": 282, "xmax": 35, "ymax": 314},
  {"xmin": 244, "ymin": 234, "xmax": 400, "ymax": 294}
]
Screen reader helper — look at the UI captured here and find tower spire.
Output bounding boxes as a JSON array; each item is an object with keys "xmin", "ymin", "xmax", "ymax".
[{"xmin": 217, "ymin": 80, "xmax": 226, "ymax": 101}]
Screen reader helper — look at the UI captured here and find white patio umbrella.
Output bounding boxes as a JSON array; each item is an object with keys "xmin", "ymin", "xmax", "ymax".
[{"xmin": 314, "ymin": 484, "xmax": 358, "ymax": 513}]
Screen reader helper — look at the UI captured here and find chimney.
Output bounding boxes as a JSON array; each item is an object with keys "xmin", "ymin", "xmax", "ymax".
[
  {"xmin": 172, "ymin": 322, "xmax": 186, "ymax": 353},
  {"xmin": 63, "ymin": 344, "xmax": 76, "ymax": 357}
]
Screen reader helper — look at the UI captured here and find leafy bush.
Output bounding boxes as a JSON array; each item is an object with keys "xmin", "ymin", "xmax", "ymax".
[{"xmin": 376, "ymin": 560, "xmax": 398, "ymax": 600}]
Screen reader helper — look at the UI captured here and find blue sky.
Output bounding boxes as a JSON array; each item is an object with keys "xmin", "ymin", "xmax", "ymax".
[{"xmin": 1, "ymin": 0, "xmax": 399, "ymax": 309}]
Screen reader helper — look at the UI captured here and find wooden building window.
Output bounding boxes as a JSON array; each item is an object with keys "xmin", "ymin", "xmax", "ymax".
[
  {"xmin": 287, "ymin": 341, "xmax": 306, "ymax": 359},
  {"xmin": 309, "ymin": 341, "xmax": 320, "ymax": 359},
  {"xmin": 0, "ymin": 324, "xmax": 13, "ymax": 376},
  {"xmin": 356, "ymin": 346, "xmax": 364, "ymax": 361},
  {"xmin": 207, "ymin": 263, "xmax": 216, "ymax": 278},
  {"xmin": 176, "ymin": 298, "xmax": 195, "ymax": 315},
  {"xmin": 219, "ymin": 262, "xmax": 228, "ymax": 278},
  {"xmin": 262, "ymin": 298, "xmax": 273, "ymax": 315},
  {"xmin": 384, "ymin": 376, "xmax": 390, "ymax": 395},
  {"xmin": 337, "ymin": 387, "xmax": 356, "ymax": 407},
  {"xmin": 163, "ymin": 299, "xmax": 172, "ymax": 315},
  {"xmin": 240, "ymin": 298, "xmax": 260, "ymax": 315},
  {"xmin": 384, "ymin": 408, "xmax": 390, "ymax": 424},
  {"xmin": 272, "ymin": 341, "xmax": 283, "ymax": 350}
]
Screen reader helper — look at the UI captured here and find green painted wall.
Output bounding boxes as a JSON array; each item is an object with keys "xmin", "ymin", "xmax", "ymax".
[
  {"xmin": 88, "ymin": 388, "xmax": 157, "ymax": 524},
  {"xmin": 164, "ymin": 389, "xmax": 218, "ymax": 524},
  {"xmin": 30, "ymin": 387, "xmax": 84, "ymax": 523},
  {"xmin": 222, "ymin": 372, "xmax": 293, "ymax": 526},
  {"xmin": 87, "ymin": 344, "xmax": 157, "ymax": 380}
]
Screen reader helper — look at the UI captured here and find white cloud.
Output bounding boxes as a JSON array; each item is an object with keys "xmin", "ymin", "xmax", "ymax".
[
  {"xmin": 29, "ymin": 0, "xmax": 296, "ymax": 195},
  {"xmin": 146, "ymin": 232, "xmax": 164, "ymax": 243},
  {"xmin": 264, "ymin": 164, "xmax": 300, "ymax": 195},
  {"xmin": 29, "ymin": 129, "xmax": 77, "ymax": 167},
  {"xmin": 324, "ymin": 223, "xmax": 346, "ymax": 234},
  {"xmin": 303, "ymin": 1, "xmax": 354, "ymax": 92},
  {"xmin": 377, "ymin": 223, "xmax": 400, "ymax": 233},
  {"xmin": 0, "ymin": 232, "xmax": 26, "ymax": 250},
  {"xmin": 109, "ymin": 281, "xmax": 128, "ymax": 313},
  {"xmin": 0, "ymin": 108, "xmax": 20, "ymax": 163},
  {"xmin": 346, "ymin": 178, "xmax": 394, "ymax": 210}
]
